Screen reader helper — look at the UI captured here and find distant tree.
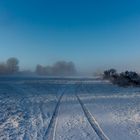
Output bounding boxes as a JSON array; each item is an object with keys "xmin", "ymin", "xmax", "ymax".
[
  {"xmin": 66, "ymin": 62, "xmax": 77, "ymax": 75},
  {"xmin": 103, "ymin": 69, "xmax": 140, "ymax": 87},
  {"xmin": 45, "ymin": 66, "xmax": 53, "ymax": 75},
  {"xmin": 103, "ymin": 69, "xmax": 117, "ymax": 79},
  {"xmin": 36, "ymin": 64, "xmax": 43, "ymax": 75},
  {"xmin": 6, "ymin": 57, "xmax": 19, "ymax": 74},
  {"xmin": 35, "ymin": 61, "xmax": 77, "ymax": 76},
  {"xmin": 0, "ymin": 63, "xmax": 7, "ymax": 74},
  {"xmin": 35, "ymin": 64, "xmax": 47, "ymax": 75},
  {"xmin": 52, "ymin": 61, "xmax": 77, "ymax": 76}
]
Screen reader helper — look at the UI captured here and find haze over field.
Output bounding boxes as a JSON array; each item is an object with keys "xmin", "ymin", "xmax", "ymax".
[{"xmin": 0, "ymin": 0, "xmax": 140, "ymax": 75}]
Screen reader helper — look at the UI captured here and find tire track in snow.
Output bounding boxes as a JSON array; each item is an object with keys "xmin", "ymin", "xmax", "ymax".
[
  {"xmin": 76, "ymin": 84, "xmax": 110, "ymax": 140},
  {"xmin": 43, "ymin": 89, "xmax": 65, "ymax": 140}
]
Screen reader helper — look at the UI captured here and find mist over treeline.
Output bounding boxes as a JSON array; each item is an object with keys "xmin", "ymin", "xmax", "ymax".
[
  {"xmin": 36, "ymin": 61, "xmax": 77, "ymax": 76},
  {"xmin": 0, "ymin": 57, "xmax": 77, "ymax": 76}
]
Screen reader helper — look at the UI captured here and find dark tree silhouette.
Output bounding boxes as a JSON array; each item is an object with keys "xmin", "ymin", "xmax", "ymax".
[
  {"xmin": 103, "ymin": 69, "xmax": 117, "ymax": 79},
  {"xmin": 103, "ymin": 69, "xmax": 140, "ymax": 87}
]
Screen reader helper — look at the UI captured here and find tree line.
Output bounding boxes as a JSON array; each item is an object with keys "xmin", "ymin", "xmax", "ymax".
[
  {"xmin": 0, "ymin": 58, "xmax": 77, "ymax": 76},
  {"xmin": 35, "ymin": 61, "xmax": 77, "ymax": 76},
  {"xmin": 103, "ymin": 69, "xmax": 140, "ymax": 87}
]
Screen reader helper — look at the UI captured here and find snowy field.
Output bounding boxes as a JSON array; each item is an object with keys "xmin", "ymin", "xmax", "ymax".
[{"xmin": 0, "ymin": 77, "xmax": 140, "ymax": 140}]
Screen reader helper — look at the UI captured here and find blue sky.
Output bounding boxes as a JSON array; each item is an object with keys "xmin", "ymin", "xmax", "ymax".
[{"xmin": 0, "ymin": 0, "xmax": 140, "ymax": 73}]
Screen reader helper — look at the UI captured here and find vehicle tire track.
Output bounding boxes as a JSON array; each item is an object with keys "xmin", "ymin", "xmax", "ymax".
[
  {"xmin": 76, "ymin": 84, "xmax": 110, "ymax": 140},
  {"xmin": 43, "ymin": 90, "xmax": 65, "ymax": 140}
]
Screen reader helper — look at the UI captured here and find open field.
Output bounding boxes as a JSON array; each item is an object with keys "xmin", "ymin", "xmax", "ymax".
[{"xmin": 0, "ymin": 77, "xmax": 140, "ymax": 140}]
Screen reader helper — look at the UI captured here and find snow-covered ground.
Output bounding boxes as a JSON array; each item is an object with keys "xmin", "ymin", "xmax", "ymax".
[{"xmin": 0, "ymin": 77, "xmax": 140, "ymax": 140}]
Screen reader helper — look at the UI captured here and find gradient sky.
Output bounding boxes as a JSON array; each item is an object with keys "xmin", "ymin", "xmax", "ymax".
[{"xmin": 0, "ymin": 0, "xmax": 140, "ymax": 74}]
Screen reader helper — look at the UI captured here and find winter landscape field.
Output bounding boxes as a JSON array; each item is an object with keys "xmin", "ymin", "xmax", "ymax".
[
  {"xmin": 0, "ymin": 77, "xmax": 140, "ymax": 140},
  {"xmin": 1, "ymin": 0, "xmax": 140, "ymax": 140}
]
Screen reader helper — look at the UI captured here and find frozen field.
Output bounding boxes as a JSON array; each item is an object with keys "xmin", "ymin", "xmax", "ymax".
[{"xmin": 0, "ymin": 77, "xmax": 140, "ymax": 140}]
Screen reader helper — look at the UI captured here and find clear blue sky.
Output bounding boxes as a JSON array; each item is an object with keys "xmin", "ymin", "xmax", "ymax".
[{"xmin": 0, "ymin": 0, "xmax": 140, "ymax": 73}]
